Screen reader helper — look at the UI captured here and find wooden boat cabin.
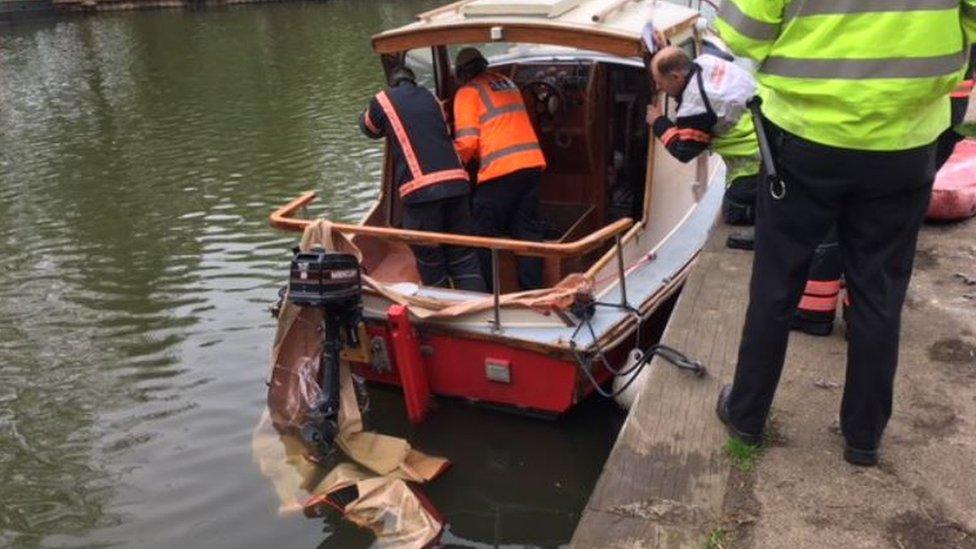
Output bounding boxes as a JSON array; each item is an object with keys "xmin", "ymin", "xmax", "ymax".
[{"xmin": 271, "ymin": 0, "xmax": 729, "ymax": 416}]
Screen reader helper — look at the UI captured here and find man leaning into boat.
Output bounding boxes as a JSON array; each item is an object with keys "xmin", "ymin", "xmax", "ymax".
[
  {"xmin": 643, "ymin": 26, "xmax": 760, "ymax": 229},
  {"xmin": 452, "ymin": 47, "xmax": 547, "ymax": 292},
  {"xmin": 359, "ymin": 66, "xmax": 487, "ymax": 292}
]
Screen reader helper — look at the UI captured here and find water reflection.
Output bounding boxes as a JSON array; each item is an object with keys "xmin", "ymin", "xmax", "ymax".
[{"xmin": 0, "ymin": 2, "xmax": 624, "ymax": 546}]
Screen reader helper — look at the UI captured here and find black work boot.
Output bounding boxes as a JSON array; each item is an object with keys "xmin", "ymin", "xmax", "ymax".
[
  {"xmin": 837, "ymin": 419, "xmax": 880, "ymax": 466},
  {"xmin": 722, "ymin": 197, "xmax": 755, "ymax": 226},
  {"xmin": 716, "ymin": 385, "xmax": 763, "ymax": 446},
  {"xmin": 726, "ymin": 227, "xmax": 755, "ymax": 251},
  {"xmin": 790, "ymin": 310, "xmax": 834, "ymax": 336},
  {"xmin": 843, "ymin": 444, "xmax": 880, "ymax": 467}
]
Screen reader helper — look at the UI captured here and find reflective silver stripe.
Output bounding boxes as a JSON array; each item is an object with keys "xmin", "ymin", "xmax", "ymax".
[
  {"xmin": 473, "ymin": 79, "xmax": 528, "ymax": 123},
  {"xmin": 718, "ymin": 0, "xmax": 779, "ymax": 41},
  {"xmin": 761, "ymin": 51, "xmax": 966, "ymax": 79},
  {"xmin": 481, "ymin": 103, "xmax": 526, "ymax": 122},
  {"xmin": 474, "ymin": 82, "xmax": 496, "ymax": 110},
  {"xmin": 481, "ymin": 142, "xmax": 541, "ymax": 167},
  {"xmin": 455, "ymin": 127, "xmax": 480, "ymax": 138},
  {"xmin": 785, "ymin": 0, "xmax": 959, "ymax": 20}
]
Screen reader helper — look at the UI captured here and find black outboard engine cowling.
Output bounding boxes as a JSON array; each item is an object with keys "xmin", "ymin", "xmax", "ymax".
[
  {"xmin": 286, "ymin": 247, "xmax": 364, "ymax": 458},
  {"xmin": 289, "ymin": 249, "xmax": 362, "ymax": 308}
]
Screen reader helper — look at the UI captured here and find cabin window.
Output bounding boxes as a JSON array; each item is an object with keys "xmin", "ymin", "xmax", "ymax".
[
  {"xmin": 403, "ymin": 48, "xmax": 437, "ymax": 92},
  {"xmin": 445, "ymin": 42, "xmax": 554, "ymax": 66},
  {"xmin": 444, "ymin": 42, "xmax": 595, "ymax": 86},
  {"xmin": 677, "ymin": 37, "xmax": 698, "ymax": 60}
]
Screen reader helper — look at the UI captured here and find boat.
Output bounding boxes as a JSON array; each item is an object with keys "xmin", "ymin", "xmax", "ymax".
[{"xmin": 269, "ymin": 0, "xmax": 728, "ymax": 418}]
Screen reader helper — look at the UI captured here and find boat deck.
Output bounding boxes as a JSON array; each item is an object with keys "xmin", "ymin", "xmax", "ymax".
[{"xmin": 571, "ymin": 214, "xmax": 976, "ymax": 547}]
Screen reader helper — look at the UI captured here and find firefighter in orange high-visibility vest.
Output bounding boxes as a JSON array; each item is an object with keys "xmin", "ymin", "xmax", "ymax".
[
  {"xmin": 360, "ymin": 66, "xmax": 485, "ymax": 292},
  {"xmin": 452, "ymin": 48, "xmax": 547, "ymax": 291}
]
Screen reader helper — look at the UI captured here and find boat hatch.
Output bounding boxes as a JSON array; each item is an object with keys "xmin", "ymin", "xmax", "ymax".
[{"xmin": 461, "ymin": 0, "xmax": 583, "ymax": 18}]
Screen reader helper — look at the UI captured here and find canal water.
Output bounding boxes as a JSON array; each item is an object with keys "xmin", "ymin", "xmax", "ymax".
[{"xmin": 0, "ymin": 2, "xmax": 626, "ymax": 547}]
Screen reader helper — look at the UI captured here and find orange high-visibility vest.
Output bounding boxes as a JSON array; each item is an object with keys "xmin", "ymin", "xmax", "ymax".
[{"xmin": 453, "ymin": 72, "xmax": 546, "ymax": 184}]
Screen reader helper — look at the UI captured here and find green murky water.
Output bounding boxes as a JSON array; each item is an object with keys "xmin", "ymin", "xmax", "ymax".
[{"xmin": 0, "ymin": 2, "xmax": 624, "ymax": 547}]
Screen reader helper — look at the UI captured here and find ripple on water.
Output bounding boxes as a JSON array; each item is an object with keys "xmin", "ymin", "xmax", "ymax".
[{"xmin": 0, "ymin": 1, "xmax": 622, "ymax": 546}]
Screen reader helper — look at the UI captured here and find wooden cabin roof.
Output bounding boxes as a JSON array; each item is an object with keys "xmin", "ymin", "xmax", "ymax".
[{"xmin": 372, "ymin": 0, "xmax": 702, "ymax": 58}]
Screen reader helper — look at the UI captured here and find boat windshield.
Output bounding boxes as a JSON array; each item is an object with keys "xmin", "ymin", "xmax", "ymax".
[
  {"xmin": 403, "ymin": 48, "xmax": 436, "ymax": 91},
  {"xmin": 449, "ymin": 42, "xmax": 607, "ymax": 63}
]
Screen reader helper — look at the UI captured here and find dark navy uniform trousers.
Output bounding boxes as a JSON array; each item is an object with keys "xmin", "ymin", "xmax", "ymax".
[
  {"xmin": 726, "ymin": 117, "xmax": 937, "ymax": 451},
  {"xmin": 402, "ymin": 195, "xmax": 486, "ymax": 292}
]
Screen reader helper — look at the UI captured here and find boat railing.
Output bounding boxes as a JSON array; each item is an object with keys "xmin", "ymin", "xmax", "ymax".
[{"xmin": 270, "ymin": 191, "xmax": 634, "ymax": 331}]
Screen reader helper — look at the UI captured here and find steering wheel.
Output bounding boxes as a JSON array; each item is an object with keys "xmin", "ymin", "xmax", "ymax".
[{"xmin": 523, "ymin": 78, "xmax": 567, "ymax": 125}]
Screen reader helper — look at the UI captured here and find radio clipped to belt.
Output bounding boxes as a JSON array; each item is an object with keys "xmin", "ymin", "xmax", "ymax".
[{"xmin": 747, "ymin": 97, "xmax": 787, "ymax": 201}]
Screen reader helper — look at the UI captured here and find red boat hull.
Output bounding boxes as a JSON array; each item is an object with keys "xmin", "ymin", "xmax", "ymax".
[{"xmin": 350, "ymin": 321, "xmax": 617, "ymax": 416}]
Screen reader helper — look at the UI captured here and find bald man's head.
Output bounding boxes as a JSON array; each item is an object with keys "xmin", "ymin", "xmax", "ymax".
[{"xmin": 650, "ymin": 46, "xmax": 692, "ymax": 98}]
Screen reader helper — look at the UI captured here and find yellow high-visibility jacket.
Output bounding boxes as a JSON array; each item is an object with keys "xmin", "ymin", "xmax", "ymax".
[{"xmin": 716, "ymin": 0, "xmax": 974, "ymax": 151}]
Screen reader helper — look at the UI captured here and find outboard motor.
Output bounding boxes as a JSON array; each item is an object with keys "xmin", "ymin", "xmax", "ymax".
[{"xmin": 287, "ymin": 247, "xmax": 363, "ymax": 457}]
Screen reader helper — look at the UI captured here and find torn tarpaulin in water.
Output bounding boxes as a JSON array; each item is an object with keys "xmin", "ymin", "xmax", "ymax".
[
  {"xmin": 253, "ymin": 220, "xmax": 449, "ymax": 548},
  {"xmin": 252, "ymin": 403, "xmax": 448, "ymax": 547}
]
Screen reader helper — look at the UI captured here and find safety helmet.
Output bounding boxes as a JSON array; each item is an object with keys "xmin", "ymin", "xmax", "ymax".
[
  {"xmin": 454, "ymin": 47, "xmax": 487, "ymax": 72},
  {"xmin": 389, "ymin": 66, "xmax": 416, "ymax": 87}
]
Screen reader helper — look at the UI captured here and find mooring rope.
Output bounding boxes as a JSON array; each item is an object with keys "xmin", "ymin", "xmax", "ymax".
[{"xmin": 568, "ymin": 301, "xmax": 707, "ymax": 399}]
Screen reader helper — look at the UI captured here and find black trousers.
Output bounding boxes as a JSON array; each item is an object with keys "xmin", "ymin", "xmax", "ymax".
[
  {"xmin": 727, "ymin": 118, "xmax": 936, "ymax": 451},
  {"xmin": 935, "ymin": 95, "xmax": 970, "ymax": 170},
  {"xmin": 795, "ymin": 226, "xmax": 842, "ymax": 324},
  {"xmin": 796, "ymin": 97, "xmax": 967, "ymax": 327},
  {"xmin": 472, "ymin": 168, "xmax": 544, "ymax": 291},
  {"xmin": 402, "ymin": 195, "xmax": 487, "ymax": 292},
  {"xmin": 723, "ymin": 173, "xmax": 759, "ymax": 226}
]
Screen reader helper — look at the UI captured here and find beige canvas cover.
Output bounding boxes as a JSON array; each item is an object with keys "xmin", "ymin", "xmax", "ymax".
[
  {"xmin": 254, "ymin": 221, "xmax": 451, "ymax": 548},
  {"xmin": 286, "ymin": 220, "xmax": 593, "ymax": 322}
]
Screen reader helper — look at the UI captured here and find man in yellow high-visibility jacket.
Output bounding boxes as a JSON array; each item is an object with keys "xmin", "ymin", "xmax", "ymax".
[{"xmin": 714, "ymin": 0, "xmax": 974, "ymax": 467}]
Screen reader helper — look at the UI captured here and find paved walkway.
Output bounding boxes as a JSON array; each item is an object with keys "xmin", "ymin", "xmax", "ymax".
[{"xmin": 573, "ymin": 217, "xmax": 976, "ymax": 548}]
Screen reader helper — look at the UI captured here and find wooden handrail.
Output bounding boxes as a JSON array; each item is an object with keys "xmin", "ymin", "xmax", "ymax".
[{"xmin": 269, "ymin": 191, "xmax": 633, "ymax": 258}]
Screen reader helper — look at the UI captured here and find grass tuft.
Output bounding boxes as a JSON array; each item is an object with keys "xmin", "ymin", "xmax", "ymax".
[
  {"xmin": 724, "ymin": 438, "xmax": 763, "ymax": 472},
  {"xmin": 703, "ymin": 527, "xmax": 727, "ymax": 549}
]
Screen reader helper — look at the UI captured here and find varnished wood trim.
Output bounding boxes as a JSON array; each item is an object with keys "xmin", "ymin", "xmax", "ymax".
[
  {"xmin": 269, "ymin": 191, "xmax": 633, "ymax": 258},
  {"xmin": 373, "ymin": 23, "xmax": 643, "ymax": 58}
]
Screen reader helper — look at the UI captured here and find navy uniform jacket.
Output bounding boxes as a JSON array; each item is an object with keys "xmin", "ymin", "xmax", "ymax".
[{"xmin": 359, "ymin": 81, "xmax": 470, "ymax": 205}]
